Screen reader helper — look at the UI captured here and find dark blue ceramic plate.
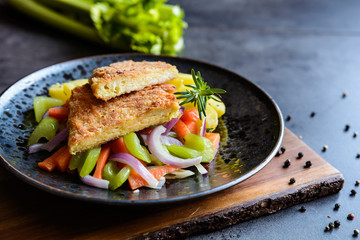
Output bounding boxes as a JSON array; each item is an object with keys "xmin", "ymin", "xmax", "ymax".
[{"xmin": 0, "ymin": 54, "xmax": 284, "ymax": 205}]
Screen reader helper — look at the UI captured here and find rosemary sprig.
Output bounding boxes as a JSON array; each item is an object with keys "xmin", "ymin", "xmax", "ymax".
[{"xmin": 174, "ymin": 69, "xmax": 226, "ymax": 119}]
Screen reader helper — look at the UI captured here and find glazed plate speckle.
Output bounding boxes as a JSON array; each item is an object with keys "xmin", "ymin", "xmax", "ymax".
[{"xmin": 0, "ymin": 54, "xmax": 284, "ymax": 205}]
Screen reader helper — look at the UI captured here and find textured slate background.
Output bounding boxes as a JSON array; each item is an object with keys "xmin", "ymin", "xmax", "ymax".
[{"xmin": 1, "ymin": 0, "xmax": 360, "ymax": 239}]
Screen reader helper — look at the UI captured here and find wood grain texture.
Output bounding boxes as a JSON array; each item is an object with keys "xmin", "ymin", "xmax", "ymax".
[{"xmin": 0, "ymin": 128, "xmax": 343, "ymax": 240}]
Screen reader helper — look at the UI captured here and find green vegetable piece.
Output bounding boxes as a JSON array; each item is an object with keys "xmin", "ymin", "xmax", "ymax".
[
  {"xmin": 109, "ymin": 166, "xmax": 131, "ymax": 191},
  {"xmin": 7, "ymin": 0, "xmax": 187, "ymax": 55},
  {"xmin": 68, "ymin": 151, "xmax": 86, "ymax": 171},
  {"xmin": 102, "ymin": 161, "xmax": 131, "ymax": 191},
  {"xmin": 102, "ymin": 161, "xmax": 118, "ymax": 181},
  {"xmin": 79, "ymin": 147, "xmax": 101, "ymax": 177},
  {"xmin": 167, "ymin": 144, "xmax": 201, "ymax": 159},
  {"xmin": 34, "ymin": 96, "xmax": 65, "ymax": 122},
  {"xmin": 27, "ymin": 116, "xmax": 59, "ymax": 147},
  {"xmin": 124, "ymin": 133, "xmax": 151, "ymax": 163},
  {"xmin": 150, "ymin": 154, "xmax": 164, "ymax": 166},
  {"xmin": 184, "ymin": 134, "xmax": 215, "ymax": 162}
]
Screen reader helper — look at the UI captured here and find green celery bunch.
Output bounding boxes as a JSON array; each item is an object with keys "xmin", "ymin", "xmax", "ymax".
[{"xmin": 7, "ymin": 0, "xmax": 187, "ymax": 55}]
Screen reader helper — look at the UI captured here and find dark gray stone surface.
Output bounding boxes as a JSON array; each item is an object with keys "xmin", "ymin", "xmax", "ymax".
[{"xmin": 1, "ymin": 0, "xmax": 360, "ymax": 239}]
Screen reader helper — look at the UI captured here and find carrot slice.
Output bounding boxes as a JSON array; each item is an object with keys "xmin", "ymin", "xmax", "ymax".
[
  {"xmin": 128, "ymin": 165, "xmax": 180, "ymax": 190},
  {"xmin": 205, "ymin": 132, "xmax": 220, "ymax": 152},
  {"xmin": 137, "ymin": 127, "xmax": 154, "ymax": 135},
  {"xmin": 186, "ymin": 121, "xmax": 197, "ymax": 134},
  {"xmin": 109, "ymin": 137, "xmax": 130, "ymax": 154},
  {"xmin": 38, "ymin": 145, "xmax": 67, "ymax": 172},
  {"xmin": 54, "ymin": 146, "xmax": 72, "ymax": 172},
  {"xmin": 48, "ymin": 107, "xmax": 69, "ymax": 120},
  {"xmin": 181, "ymin": 109, "xmax": 199, "ymax": 124},
  {"xmin": 172, "ymin": 119, "xmax": 190, "ymax": 142},
  {"xmin": 93, "ymin": 145, "xmax": 111, "ymax": 179}
]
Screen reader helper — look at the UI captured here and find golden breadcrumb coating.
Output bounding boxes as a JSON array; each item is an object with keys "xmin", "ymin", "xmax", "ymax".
[
  {"xmin": 67, "ymin": 83, "xmax": 180, "ymax": 154},
  {"xmin": 89, "ymin": 60, "xmax": 178, "ymax": 101}
]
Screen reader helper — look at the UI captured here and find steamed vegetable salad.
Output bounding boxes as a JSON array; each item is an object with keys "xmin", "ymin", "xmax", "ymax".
[{"xmin": 28, "ymin": 73, "xmax": 226, "ymax": 191}]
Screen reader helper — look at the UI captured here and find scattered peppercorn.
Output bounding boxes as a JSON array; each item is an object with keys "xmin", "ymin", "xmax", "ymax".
[
  {"xmin": 356, "ymin": 180, "xmax": 360, "ymax": 186},
  {"xmin": 296, "ymin": 152, "xmax": 304, "ymax": 159},
  {"xmin": 299, "ymin": 206, "xmax": 306, "ymax": 212},
  {"xmin": 324, "ymin": 226, "xmax": 331, "ymax": 232},
  {"xmin": 354, "ymin": 229, "xmax": 360, "ymax": 237},
  {"xmin": 342, "ymin": 91, "xmax": 348, "ymax": 98},
  {"xmin": 286, "ymin": 115, "xmax": 291, "ymax": 121},
  {"xmin": 354, "ymin": 132, "xmax": 358, "ymax": 138},
  {"xmin": 275, "ymin": 151, "xmax": 281, "ymax": 157},
  {"xmin": 281, "ymin": 147, "xmax": 286, "ymax": 153},
  {"xmin": 304, "ymin": 161, "xmax": 312, "ymax": 168},
  {"xmin": 334, "ymin": 220, "xmax": 340, "ymax": 228},
  {"xmin": 327, "ymin": 215, "xmax": 331, "ymax": 218},
  {"xmin": 283, "ymin": 159, "xmax": 291, "ymax": 168},
  {"xmin": 334, "ymin": 203, "xmax": 340, "ymax": 211},
  {"xmin": 350, "ymin": 189, "xmax": 357, "ymax": 196},
  {"xmin": 345, "ymin": 124, "xmax": 350, "ymax": 132},
  {"xmin": 328, "ymin": 222, "xmax": 335, "ymax": 229},
  {"xmin": 289, "ymin": 177, "xmax": 296, "ymax": 185},
  {"xmin": 322, "ymin": 145, "xmax": 328, "ymax": 152},
  {"xmin": 347, "ymin": 213, "xmax": 355, "ymax": 220},
  {"xmin": 356, "ymin": 154, "xmax": 360, "ymax": 159},
  {"xmin": 310, "ymin": 112, "xmax": 316, "ymax": 117}
]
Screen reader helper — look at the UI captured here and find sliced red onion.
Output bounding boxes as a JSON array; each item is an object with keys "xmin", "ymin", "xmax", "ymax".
[
  {"xmin": 41, "ymin": 110, "xmax": 49, "ymax": 120},
  {"xmin": 28, "ymin": 128, "xmax": 69, "ymax": 153},
  {"xmin": 145, "ymin": 177, "xmax": 166, "ymax": 190},
  {"xmin": 162, "ymin": 106, "xmax": 184, "ymax": 135},
  {"xmin": 165, "ymin": 169, "xmax": 195, "ymax": 179},
  {"xmin": 195, "ymin": 163, "xmax": 208, "ymax": 175},
  {"xmin": 199, "ymin": 117, "xmax": 206, "ymax": 137},
  {"xmin": 140, "ymin": 134, "xmax": 148, "ymax": 145},
  {"xmin": 141, "ymin": 134, "xmax": 182, "ymax": 147},
  {"xmin": 28, "ymin": 143, "xmax": 45, "ymax": 154},
  {"xmin": 148, "ymin": 125, "xmax": 202, "ymax": 168},
  {"xmin": 80, "ymin": 175, "xmax": 109, "ymax": 189},
  {"xmin": 109, "ymin": 152, "xmax": 159, "ymax": 188}
]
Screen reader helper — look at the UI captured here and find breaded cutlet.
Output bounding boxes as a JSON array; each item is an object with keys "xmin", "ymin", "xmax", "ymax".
[
  {"xmin": 67, "ymin": 83, "xmax": 180, "ymax": 155},
  {"xmin": 89, "ymin": 60, "xmax": 179, "ymax": 101}
]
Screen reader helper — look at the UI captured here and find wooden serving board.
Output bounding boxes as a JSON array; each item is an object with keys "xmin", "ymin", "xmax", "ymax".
[{"xmin": 0, "ymin": 128, "xmax": 343, "ymax": 240}]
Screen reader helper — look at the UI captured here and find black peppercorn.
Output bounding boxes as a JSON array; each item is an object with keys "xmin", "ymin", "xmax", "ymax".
[
  {"xmin": 354, "ymin": 132, "xmax": 358, "ymax": 138},
  {"xmin": 289, "ymin": 177, "xmax": 296, "ymax": 185},
  {"xmin": 354, "ymin": 229, "xmax": 360, "ymax": 237},
  {"xmin": 324, "ymin": 226, "xmax": 330, "ymax": 232},
  {"xmin": 310, "ymin": 112, "xmax": 316, "ymax": 117},
  {"xmin": 347, "ymin": 213, "xmax": 354, "ymax": 220},
  {"xmin": 345, "ymin": 124, "xmax": 350, "ymax": 131},
  {"xmin": 334, "ymin": 203, "xmax": 340, "ymax": 210},
  {"xmin": 275, "ymin": 151, "xmax": 281, "ymax": 157},
  {"xmin": 356, "ymin": 180, "xmax": 360, "ymax": 186},
  {"xmin": 322, "ymin": 145, "xmax": 328, "ymax": 152},
  {"xmin": 328, "ymin": 222, "xmax": 335, "ymax": 229},
  {"xmin": 356, "ymin": 154, "xmax": 360, "ymax": 159},
  {"xmin": 342, "ymin": 91, "xmax": 348, "ymax": 98},
  {"xmin": 281, "ymin": 147, "xmax": 286, "ymax": 153},
  {"xmin": 350, "ymin": 189, "xmax": 357, "ymax": 196},
  {"xmin": 296, "ymin": 152, "xmax": 304, "ymax": 159},
  {"xmin": 286, "ymin": 115, "xmax": 291, "ymax": 121},
  {"xmin": 299, "ymin": 206, "xmax": 306, "ymax": 212},
  {"xmin": 283, "ymin": 159, "xmax": 291, "ymax": 168},
  {"xmin": 304, "ymin": 161, "xmax": 312, "ymax": 168},
  {"xmin": 334, "ymin": 220, "xmax": 340, "ymax": 228}
]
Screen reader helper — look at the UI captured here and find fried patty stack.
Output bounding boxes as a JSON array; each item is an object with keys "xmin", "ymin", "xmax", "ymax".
[{"xmin": 67, "ymin": 61, "xmax": 180, "ymax": 155}]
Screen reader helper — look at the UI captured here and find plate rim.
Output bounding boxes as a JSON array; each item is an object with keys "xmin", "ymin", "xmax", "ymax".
[{"xmin": 0, "ymin": 53, "xmax": 284, "ymax": 205}]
